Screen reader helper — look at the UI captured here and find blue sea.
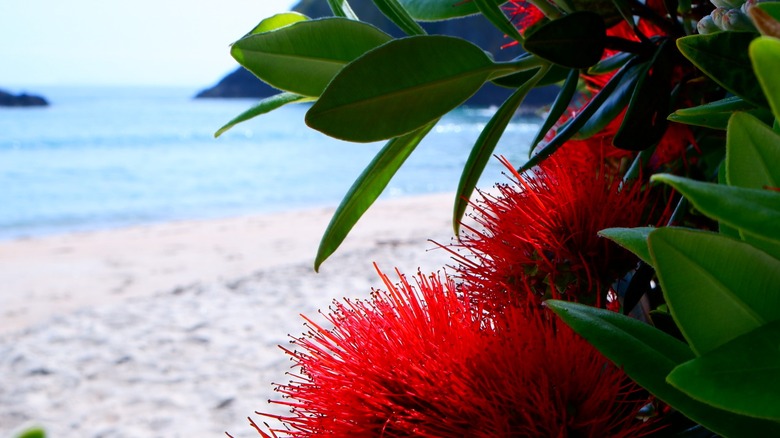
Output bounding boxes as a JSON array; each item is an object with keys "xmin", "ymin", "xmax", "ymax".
[{"xmin": 0, "ymin": 86, "xmax": 539, "ymax": 240}]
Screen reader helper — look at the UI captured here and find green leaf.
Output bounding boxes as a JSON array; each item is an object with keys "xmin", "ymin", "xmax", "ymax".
[
  {"xmin": 750, "ymin": 36, "xmax": 780, "ymax": 121},
  {"xmin": 668, "ymin": 96, "xmax": 755, "ymax": 130},
  {"xmin": 677, "ymin": 32, "xmax": 767, "ymax": 107},
  {"xmin": 231, "ymin": 18, "xmax": 392, "ymax": 97},
  {"xmin": 727, "ymin": 112, "xmax": 780, "ymax": 189},
  {"xmin": 598, "ymin": 227, "xmax": 655, "ymax": 266},
  {"xmin": 306, "ymin": 36, "xmax": 498, "ymax": 142},
  {"xmin": 757, "ymin": 1, "xmax": 780, "ymax": 21},
  {"xmin": 520, "ymin": 57, "xmax": 639, "ymax": 172},
  {"xmin": 371, "ymin": 0, "xmax": 426, "ymax": 36},
  {"xmin": 528, "ymin": 68, "xmax": 579, "ymax": 155},
  {"xmin": 648, "ymin": 228, "xmax": 780, "ymax": 355},
  {"xmin": 725, "ymin": 112, "xmax": 780, "ymax": 258},
  {"xmin": 473, "ymin": 0, "xmax": 524, "ymax": 43},
  {"xmin": 668, "ymin": 319, "xmax": 780, "ymax": 421},
  {"xmin": 717, "ymin": 160, "xmax": 742, "ymax": 239},
  {"xmin": 396, "ymin": 0, "xmax": 503, "ymax": 20},
  {"xmin": 568, "ymin": 0, "xmax": 626, "ymax": 25},
  {"xmin": 523, "ymin": 11, "xmax": 607, "ymax": 69},
  {"xmin": 613, "ymin": 40, "xmax": 674, "ymax": 151},
  {"xmin": 214, "ymin": 92, "xmax": 313, "ymax": 138},
  {"xmin": 576, "ymin": 57, "xmax": 645, "ymax": 139},
  {"xmin": 314, "ymin": 122, "xmax": 435, "ymax": 271},
  {"xmin": 609, "ymin": 0, "xmax": 640, "ymax": 30},
  {"xmin": 491, "ymin": 60, "xmax": 570, "ymax": 88},
  {"xmin": 587, "ymin": 50, "xmax": 633, "ymax": 74},
  {"xmin": 651, "ymin": 174, "xmax": 780, "ymax": 245},
  {"xmin": 547, "ymin": 300, "xmax": 780, "ymax": 438},
  {"xmin": 546, "ymin": 299, "xmax": 694, "ymax": 371},
  {"xmin": 453, "ymin": 66, "xmax": 550, "ymax": 234},
  {"xmin": 243, "ymin": 12, "xmax": 309, "ymax": 36},
  {"xmin": 327, "ymin": 0, "xmax": 358, "ymax": 19}
]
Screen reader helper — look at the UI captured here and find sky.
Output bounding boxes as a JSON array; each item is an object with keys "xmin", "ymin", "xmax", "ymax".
[{"xmin": 0, "ymin": 0, "xmax": 299, "ymax": 88}]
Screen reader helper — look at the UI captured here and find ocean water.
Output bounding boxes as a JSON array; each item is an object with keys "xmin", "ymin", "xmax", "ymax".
[{"xmin": 0, "ymin": 86, "xmax": 539, "ymax": 240}]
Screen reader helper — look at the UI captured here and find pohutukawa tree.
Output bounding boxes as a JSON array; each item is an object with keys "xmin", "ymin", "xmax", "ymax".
[{"xmin": 219, "ymin": 0, "xmax": 780, "ymax": 436}]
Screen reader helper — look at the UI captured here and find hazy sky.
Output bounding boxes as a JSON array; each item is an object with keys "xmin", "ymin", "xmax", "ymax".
[{"xmin": 1, "ymin": 0, "xmax": 299, "ymax": 88}]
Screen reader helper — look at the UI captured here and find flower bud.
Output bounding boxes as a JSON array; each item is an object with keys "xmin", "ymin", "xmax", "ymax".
[
  {"xmin": 741, "ymin": 0, "xmax": 757, "ymax": 14},
  {"xmin": 710, "ymin": 6, "xmax": 730, "ymax": 26},
  {"xmin": 697, "ymin": 14, "xmax": 722, "ymax": 33},
  {"xmin": 722, "ymin": 8, "xmax": 758, "ymax": 30}
]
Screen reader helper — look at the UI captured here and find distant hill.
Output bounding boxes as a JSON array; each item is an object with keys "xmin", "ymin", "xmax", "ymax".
[
  {"xmin": 195, "ymin": 1, "xmax": 558, "ymax": 109},
  {"xmin": 0, "ymin": 89, "xmax": 48, "ymax": 107}
]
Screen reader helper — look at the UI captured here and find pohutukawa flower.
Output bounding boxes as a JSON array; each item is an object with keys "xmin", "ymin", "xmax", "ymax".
[
  {"xmin": 505, "ymin": 0, "xmax": 546, "ymax": 35},
  {"xmin": 244, "ymin": 267, "xmax": 658, "ymax": 437},
  {"xmin": 451, "ymin": 149, "xmax": 653, "ymax": 309}
]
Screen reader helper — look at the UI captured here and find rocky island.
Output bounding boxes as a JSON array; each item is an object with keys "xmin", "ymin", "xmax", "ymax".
[
  {"xmin": 196, "ymin": 0, "xmax": 558, "ymax": 109},
  {"xmin": 0, "ymin": 89, "xmax": 48, "ymax": 107}
]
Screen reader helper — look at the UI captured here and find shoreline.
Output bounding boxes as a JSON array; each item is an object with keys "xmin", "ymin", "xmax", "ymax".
[
  {"xmin": 0, "ymin": 192, "xmax": 459, "ymax": 336},
  {"xmin": 0, "ymin": 192, "xmax": 461, "ymax": 437}
]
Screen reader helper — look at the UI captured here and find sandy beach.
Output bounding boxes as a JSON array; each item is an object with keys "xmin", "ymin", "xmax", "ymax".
[{"xmin": 0, "ymin": 193, "xmax": 459, "ymax": 437}]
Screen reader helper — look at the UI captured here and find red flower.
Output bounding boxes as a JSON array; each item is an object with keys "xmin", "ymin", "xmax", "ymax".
[
  {"xmin": 242, "ymin": 267, "xmax": 658, "ymax": 437},
  {"xmin": 648, "ymin": 121, "xmax": 700, "ymax": 171},
  {"xmin": 451, "ymin": 148, "xmax": 653, "ymax": 309},
  {"xmin": 563, "ymin": 15, "xmax": 697, "ymax": 168},
  {"xmin": 505, "ymin": 0, "xmax": 546, "ymax": 34}
]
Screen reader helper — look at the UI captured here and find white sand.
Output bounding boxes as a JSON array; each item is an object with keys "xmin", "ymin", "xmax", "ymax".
[{"xmin": 0, "ymin": 193, "xmax": 460, "ymax": 437}]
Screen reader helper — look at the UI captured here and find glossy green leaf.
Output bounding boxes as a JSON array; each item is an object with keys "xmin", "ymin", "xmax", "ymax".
[
  {"xmin": 648, "ymin": 228, "xmax": 780, "ymax": 355},
  {"xmin": 576, "ymin": 57, "xmax": 645, "ymax": 139},
  {"xmin": 750, "ymin": 36, "xmax": 780, "ymax": 121},
  {"xmin": 396, "ymin": 0, "xmax": 503, "ymax": 20},
  {"xmin": 546, "ymin": 300, "xmax": 694, "ymax": 372},
  {"xmin": 668, "ymin": 319, "xmax": 780, "ymax": 421},
  {"xmin": 523, "ymin": 11, "xmax": 607, "ymax": 69},
  {"xmin": 520, "ymin": 57, "xmax": 638, "ymax": 172},
  {"xmin": 609, "ymin": 0, "xmax": 639, "ymax": 30},
  {"xmin": 371, "ymin": 0, "xmax": 426, "ymax": 36},
  {"xmin": 757, "ymin": 1, "xmax": 780, "ymax": 20},
  {"xmin": 327, "ymin": 0, "xmax": 358, "ymax": 19},
  {"xmin": 651, "ymin": 174, "xmax": 780, "ymax": 244},
  {"xmin": 547, "ymin": 300, "xmax": 780, "ymax": 437},
  {"xmin": 306, "ymin": 36, "xmax": 498, "ymax": 142},
  {"xmin": 677, "ymin": 32, "xmax": 767, "ymax": 107},
  {"xmin": 244, "ymin": 12, "xmax": 309, "ymax": 36},
  {"xmin": 528, "ymin": 68, "xmax": 579, "ymax": 155},
  {"xmin": 453, "ymin": 66, "xmax": 550, "ymax": 233},
  {"xmin": 568, "ymin": 0, "xmax": 624, "ymax": 24},
  {"xmin": 672, "ymin": 107, "xmax": 773, "ymax": 130},
  {"xmin": 588, "ymin": 51, "xmax": 634, "ymax": 74},
  {"xmin": 717, "ymin": 160, "xmax": 742, "ymax": 239},
  {"xmin": 231, "ymin": 18, "xmax": 392, "ymax": 97},
  {"xmin": 613, "ymin": 40, "xmax": 674, "ymax": 151},
  {"xmin": 491, "ymin": 59, "xmax": 570, "ymax": 88},
  {"xmin": 598, "ymin": 227, "xmax": 654, "ymax": 266},
  {"xmin": 473, "ymin": 0, "xmax": 524, "ymax": 43},
  {"xmin": 314, "ymin": 122, "xmax": 435, "ymax": 271},
  {"xmin": 726, "ymin": 112, "xmax": 780, "ymax": 258},
  {"xmin": 668, "ymin": 96, "xmax": 755, "ymax": 130},
  {"xmin": 727, "ymin": 112, "xmax": 780, "ymax": 189},
  {"xmin": 214, "ymin": 92, "xmax": 313, "ymax": 138}
]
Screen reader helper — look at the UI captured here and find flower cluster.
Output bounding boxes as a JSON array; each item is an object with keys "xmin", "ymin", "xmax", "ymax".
[
  {"xmin": 248, "ymin": 267, "xmax": 657, "ymax": 438},
  {"xmin": 450, "ymin": 149, "xmax": 653, "ymax": 309}
]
